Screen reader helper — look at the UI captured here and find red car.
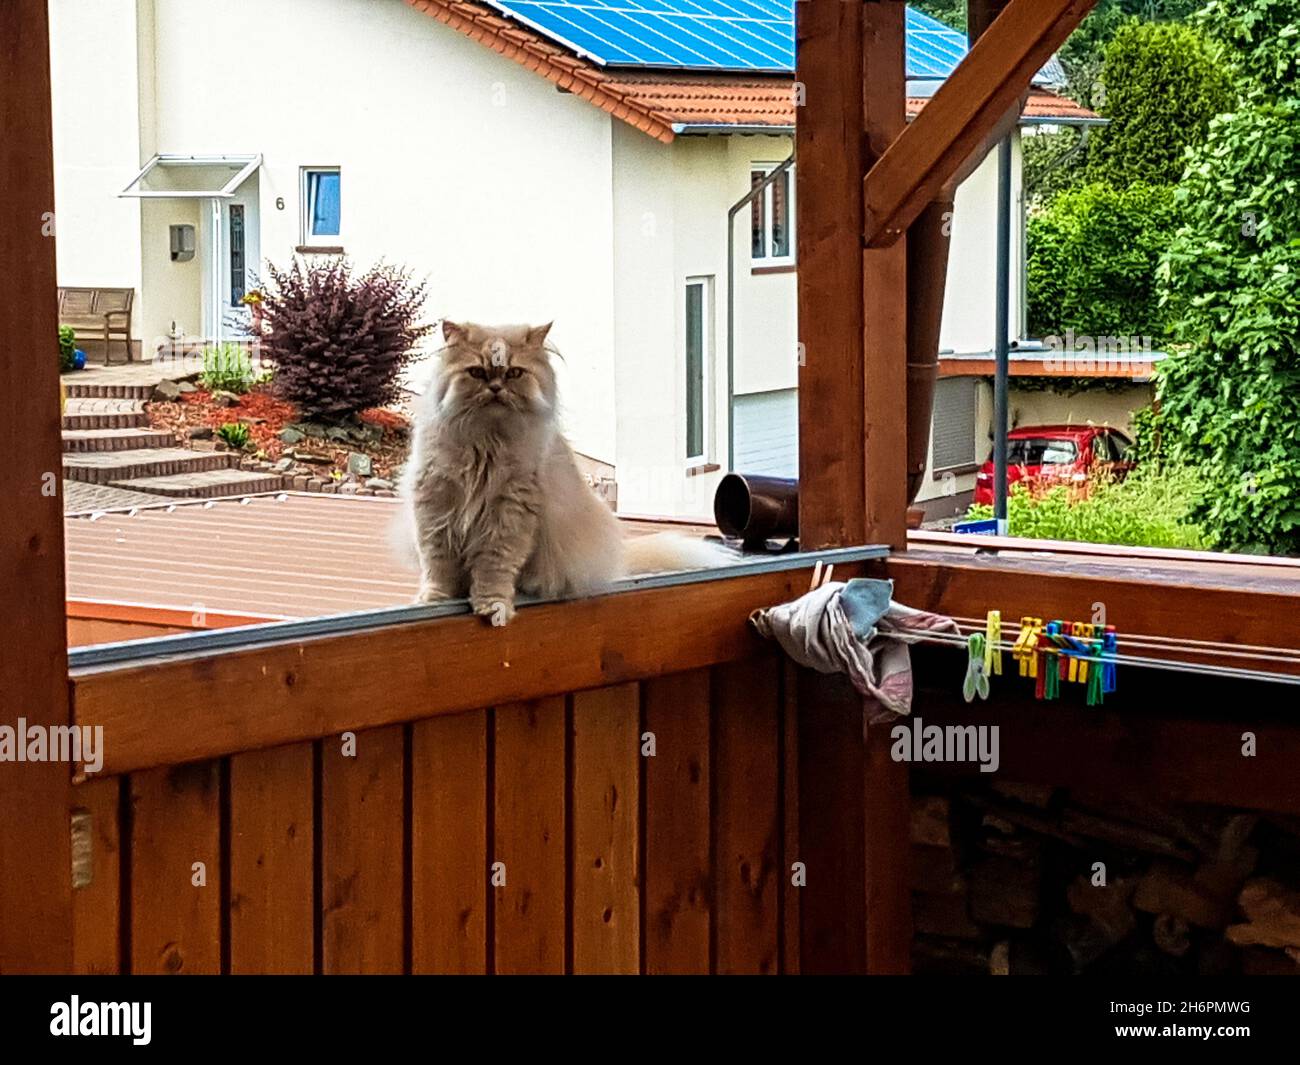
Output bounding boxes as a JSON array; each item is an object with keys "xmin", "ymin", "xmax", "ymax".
[{"xmin": 973, "ymin": 424, "xmax": 1134, "ymax": 506}]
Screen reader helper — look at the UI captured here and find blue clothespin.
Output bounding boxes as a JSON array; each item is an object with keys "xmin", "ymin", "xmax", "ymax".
[{"xmin": 1102, "ymin": 626, "xmax": 1118, "ymax": 693}]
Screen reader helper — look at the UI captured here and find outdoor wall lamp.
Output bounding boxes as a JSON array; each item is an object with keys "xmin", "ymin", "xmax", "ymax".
[{"xmin": 169, "ymin": 224, "xmax": 195, "ymax": 262}]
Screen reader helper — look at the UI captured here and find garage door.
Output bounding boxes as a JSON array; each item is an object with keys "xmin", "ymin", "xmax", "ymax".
[{"xmin": 734, "ymin": 388, "xmax": 798, "ymax": 478}]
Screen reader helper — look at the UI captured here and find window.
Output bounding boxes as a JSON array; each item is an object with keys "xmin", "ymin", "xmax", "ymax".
[
  {"xmin": 932, "ymin": 377, "xmax": 978, "ymax": 472},
  {"xmin": 228, "ymin": 204, "xmax": 246, "ymax": 307},
  {"xmin": 685, "ymin": 277, "xmax": 714, "ymax": 464},
  {"xmin": 750, "ymin": 164, "xmax": 795, "ymax": 265},
  {"xmin": 301, "ymin": 167, "xmax": 341, "ymax": 244},
  {"xmin": 1007, "ymin": 437, "xmax": 1078, "ymax": 466}
]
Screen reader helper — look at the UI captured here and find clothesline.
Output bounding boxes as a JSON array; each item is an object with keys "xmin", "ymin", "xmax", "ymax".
[{"xmin": 913, "ymin": 627, "xmax": 1300, "ymax": 687}]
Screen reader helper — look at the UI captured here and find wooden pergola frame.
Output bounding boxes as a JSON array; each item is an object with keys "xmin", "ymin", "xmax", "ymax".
[{"xmin": 6, "ymin": 0, "xmax": 1300, "ymax": 975}]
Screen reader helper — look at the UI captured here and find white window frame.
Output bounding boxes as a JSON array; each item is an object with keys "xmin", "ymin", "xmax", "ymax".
[
  {"xmin": 300, "ymin": 166, "xmax": 342, "ymax": 246},
  {"xmin": 684, "ymin": 276, "xmax": 715, "ymax": 467},
  {"xmin": 750, "ymin": 162, "xmax": 796, "ymax": 267}
]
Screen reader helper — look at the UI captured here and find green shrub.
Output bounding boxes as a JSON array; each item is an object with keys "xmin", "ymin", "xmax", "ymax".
[
  {"xmin": 1086, "ymin": 20, "xmax": 1234, "ymax": 188},
  {"xmin": 216, "ymin": 422, "xmax": 251, "ymax": 450},
  {"xmin": 1027, "ymin": 181, "xmax": 1178, "ymax": 341},
  {"xmin": 965, "ymin": 465, "xmax": 1207, "ymax": 550},
  {"xmin": 1152, "ymin": 0, "xmax": 1300, "ymax": 554},
  {"xmin": 58, "ymin": 326, "xmax": 76, "ymax": 372},
  {"xmin": 200, "ymin": 343, "xmax": 255, "ymax": 394}
]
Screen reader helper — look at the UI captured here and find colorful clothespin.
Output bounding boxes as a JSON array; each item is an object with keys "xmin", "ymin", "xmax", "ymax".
[
  {"xmin": 984, "ymin": 610, "xmax": 1002, "ymax": 676},
  {"xmin": 1086, "ymin": 633, "xmax": 1106, "ymax": 706},
  {"xmin": 964, "ymin": 632, "xmax": 990, "ymax": 703},
  {"xmin": 1102, "ymin": 626, "xmax": 1119, "ymax": 694},
  {"xmin": 1042, "ymin": 622, "xmax": 1061, "ymax": 700}
]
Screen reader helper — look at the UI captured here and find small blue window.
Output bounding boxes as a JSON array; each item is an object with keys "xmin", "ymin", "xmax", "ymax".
[{"xmin": 305, "ymin": 169, "xmax": 341, "ymax": 238}]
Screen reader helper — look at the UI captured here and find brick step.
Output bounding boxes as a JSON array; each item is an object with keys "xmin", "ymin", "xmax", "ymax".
[
  {"xmin": 62, "ymin": 398, "xmax": 147, "ymax": 430},
  {"xmin": 62, "ymin": 428, "xmax": 178, "ymax": 453},
  {"xmin": 109, "ymin": 468, "xmax": 286, "ymax": 499},
  {"xmin": 63, "ymin": 448, "xmax": 235, "ymax": 485},
  {"xmin": 63, "ymin": 380, "xmax": 158, "ymax": 401}
]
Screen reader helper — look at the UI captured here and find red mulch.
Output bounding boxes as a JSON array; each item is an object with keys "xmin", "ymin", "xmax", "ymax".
[{"xmin": 146, "ymin": 384, "xmax": 412, "ymax": 479}]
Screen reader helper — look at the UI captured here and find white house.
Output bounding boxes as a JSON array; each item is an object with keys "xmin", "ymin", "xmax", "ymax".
[{"xmin": 49, "ymin": 0, "xmax": 1097, "ymax": 521}]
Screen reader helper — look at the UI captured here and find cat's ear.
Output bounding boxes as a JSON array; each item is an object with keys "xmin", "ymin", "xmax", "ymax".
[
  {"xmin": 441, "ymin": 319, "xmax": 466, "ymax": 346},
  {"xmin": 526, "ymin": 321, "xmax": 553, "ymax": 347}
]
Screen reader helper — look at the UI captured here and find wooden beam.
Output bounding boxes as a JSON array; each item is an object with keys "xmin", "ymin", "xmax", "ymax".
[
  {"xmin": 71, "ymin": 561, "xmax": 871, "ymax": 776},
  {"xmin": 863, "ymin": 0, "xmax": 1097, "ymax": 247},
  {"xmin": 888, "ymin": 551, "xmax": 1300, "ymax": 657},
  {"xmin": 861, "ymin": 1, "xmax": 909, "ymax": 550},
  {"xmin": 795, "ymin": 0, "xmax": 867, "ymax": 548},
  {"xmin": 0, "ymin": 0, "xmax": 74, "ymax": 972}
]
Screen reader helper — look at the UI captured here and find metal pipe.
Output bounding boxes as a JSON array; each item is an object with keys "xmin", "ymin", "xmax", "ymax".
[
  {"xmin": 905, "ymin": 197, "xmax": 954, "ymax": 502},
  {"xmin": 713, "ymin": 473, "xmax": 799, "ymax": 546},
  {"xmin": 993, "ymin": 135, "xmax": 1012, "ymax": 529},
  {"xmin": 726, "ymin": 153, "xmax": 794, "ymax": 471}
]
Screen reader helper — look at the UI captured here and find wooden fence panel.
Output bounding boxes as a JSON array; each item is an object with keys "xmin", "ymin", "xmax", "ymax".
[
  {"xmin": 712, "ymin": 657, "xmax": 781, "ymax": 974},
  {"xmin": 570, "ymin": 683, "xmax": 640, "ymax": 974},
  {"xmin": 411, "ymin": 710, "xmax": 488, "ymax": 974},
  {"xmin": 228, "ymin": 742, "xmax": 314, "ymax": 974},
  {"xmin": 71, "ymin": 664, "xmax": 812, "ymax": 974},
  {"xmin": 72, "ymin": 777, "xmax": 122, "ymax": 974},
  {"xmin": 643, "ymin": 669, "xmax": 712, "ymax": 974},
  {"xmin": 129, "ymin": 761, "xmax": 222, "ymax": 974},
  {"xmin": 321, "ymin": 726, "xmax": 405, "ymax": 974},
  {"xmin": 493, "ymin": 698, "xmax": 567, "ymax": 974}
]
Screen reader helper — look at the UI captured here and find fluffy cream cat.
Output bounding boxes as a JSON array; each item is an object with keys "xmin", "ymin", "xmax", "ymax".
[{"xmin": 397, "ymin": 320, "xmax": 728, "ymax": 625}]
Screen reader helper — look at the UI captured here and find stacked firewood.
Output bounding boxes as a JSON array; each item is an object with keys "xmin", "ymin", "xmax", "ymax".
[{"xmin": 910, "ymin": 780, "xmax": 1300, "ymax": 975}]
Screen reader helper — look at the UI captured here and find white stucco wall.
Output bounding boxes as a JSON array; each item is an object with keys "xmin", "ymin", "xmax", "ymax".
[{"xmin": 48, "ymin": 0, "xmax": 144, "ymax": 328}]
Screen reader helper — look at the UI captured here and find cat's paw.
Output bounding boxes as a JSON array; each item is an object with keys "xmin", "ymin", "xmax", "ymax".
[
  {"xmin": 472, "ymin": 596, "xmax": 514, "ymax": 627},
  {"xmin": 414, "ymin": 582, "xmax": 453, "ymax": 605}
]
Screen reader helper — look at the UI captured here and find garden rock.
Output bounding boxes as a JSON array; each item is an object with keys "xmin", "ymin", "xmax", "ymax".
[
  {"xmin": 177, "ymin": 381, "xmax": 197, "ymax": 394},
  {"xmin": 291, "ymin": 449, "xmax": 332, "ymax": 465},
  {"xmin": 211, "ymin": 390, "xmax": 241, "ymax": 407},
  {"xmin": 188, "ymin": 426, "xmax": 214, "ymax": 440},
  {"xmin": 152, "ymin": 380, "xmax": 183, "ymax": 402},
  {"xmin": 347, "ymin": 452, "xmax": 373, "ymax": 477},
  {"xmin": 365, "ymin": 477, "xmax": 394, "ymax": 491},
  {"xmin": 278, "ymin": 427, "xmax": 305, "ymax": 444},
  {"xmin": 326, "ymin": 427, "xmax": 351, "ymax": 443},
  {"xmin": 272, "ymin": 458, "xmax": 295, "ymax": 473}
]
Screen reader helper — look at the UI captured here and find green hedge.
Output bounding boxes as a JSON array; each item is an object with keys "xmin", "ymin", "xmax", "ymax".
[{"xmin": 1027, "ymin": 181, "xmax": 1177, "ymax": 342}]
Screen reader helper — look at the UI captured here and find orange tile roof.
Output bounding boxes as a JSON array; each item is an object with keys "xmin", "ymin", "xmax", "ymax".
[{"xmin": 405, "ymin": 0, "xmax": 1098, "ymax": 140}]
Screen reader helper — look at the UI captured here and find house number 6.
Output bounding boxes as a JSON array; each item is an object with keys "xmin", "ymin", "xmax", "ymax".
[{"xmin": 275, "ymin": 197, "xmax": 285, "ymax": 210}]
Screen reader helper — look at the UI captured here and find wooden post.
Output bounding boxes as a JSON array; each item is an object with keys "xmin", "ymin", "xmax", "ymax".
[
  {"xmin": 0, "ymin": 0, "xmax": 74, "ymax": 972},
  {"xmin": 795, "ymin": 0, "xmax": 867, "ymax": 550}
]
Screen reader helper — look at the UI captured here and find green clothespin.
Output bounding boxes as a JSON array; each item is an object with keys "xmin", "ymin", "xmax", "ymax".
[
  {"xmin": 1087, "ymin": 638, "xmax": 1105, "ymax": 706},
  {"xmin": 964, "ymin": 632, "xmax": 991, "ymax": 703}
]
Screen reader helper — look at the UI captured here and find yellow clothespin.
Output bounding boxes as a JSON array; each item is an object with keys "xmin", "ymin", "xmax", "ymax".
[
  {"xmin": 984, "ymin": 610, "xmax": 1002, "ymax": 676},
  {"xmin": 1013, "ymin": 617, "xmax": 1041, "ymax": 678},
  {"xmin": 1069, "ymin": 622, "xmax": 1088, "ymax": 682}
]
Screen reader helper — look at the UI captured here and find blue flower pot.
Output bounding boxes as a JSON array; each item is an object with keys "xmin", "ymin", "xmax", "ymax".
[{"xmin": 73, "ymin": 350, "xmax": 86, "ymax": 370}]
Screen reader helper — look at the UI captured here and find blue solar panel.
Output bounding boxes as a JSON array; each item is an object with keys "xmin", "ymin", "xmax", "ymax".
[{"xmin": 482, "ymin": 2, "xmax": 976, "ymax": 77}]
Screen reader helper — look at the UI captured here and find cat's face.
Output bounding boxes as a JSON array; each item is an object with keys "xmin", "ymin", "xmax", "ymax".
[{"xmin": 436, "ymin": 320, "xmax": 556, "ymax": 422}]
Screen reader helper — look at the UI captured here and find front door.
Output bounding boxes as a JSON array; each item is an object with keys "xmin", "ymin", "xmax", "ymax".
[{"xmin": 206, "ymin": 181, "xmax": 261, "ymax": 341}]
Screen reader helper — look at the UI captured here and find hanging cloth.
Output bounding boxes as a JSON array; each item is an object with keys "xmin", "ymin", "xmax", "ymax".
[{"xmin": 750, "ymin": 577, "xmax": 960, "ymax": 717}]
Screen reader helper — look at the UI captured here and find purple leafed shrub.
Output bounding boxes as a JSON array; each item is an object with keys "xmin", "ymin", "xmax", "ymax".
[{"xmin": 260, "ymin": 258, "xmax": 432, "ymax": 418}]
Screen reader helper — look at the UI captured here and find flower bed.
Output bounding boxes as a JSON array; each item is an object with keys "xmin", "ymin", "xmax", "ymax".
[{"xmin": 147, "ymin": 383, "xmax": 412, "ymax": 488}]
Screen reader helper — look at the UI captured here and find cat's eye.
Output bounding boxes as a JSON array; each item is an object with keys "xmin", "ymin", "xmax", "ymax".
[
  {"xmin": 466, "ymin": 367, "xmax": 488, "ymax": 380},
  {"xmin": 506, "ymin": 367, "xmax": 524, "ymax": 379}
]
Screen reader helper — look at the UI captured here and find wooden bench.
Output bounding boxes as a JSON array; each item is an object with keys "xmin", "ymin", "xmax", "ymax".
[{"xmin": 58, "ymin": 287, "xmax": 135, "ymax": 364}]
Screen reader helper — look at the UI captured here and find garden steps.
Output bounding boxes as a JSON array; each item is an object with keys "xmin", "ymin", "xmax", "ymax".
[
  {"xmin": 108, "ymin": 468, "xmax": 286, "ymax": 499},
  {"xmin": 62, "ymin": 397, "xmax": 148, "ymax": 430},
  {"xmin": 63, "ymin": 448, "xmax": 236, "ymax": 486},
  {"xmin": 62, "ymin": 427, "xmax": 179, "ymax": 453},
  {"xmin": 63, "ymin": 380, "xmax": 157, "ymax": 401}
]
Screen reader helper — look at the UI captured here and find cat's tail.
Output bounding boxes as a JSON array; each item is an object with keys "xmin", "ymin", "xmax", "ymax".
[{"xmin": 622, "ymin": 532, "xmax": 735, "ymax": 576}]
